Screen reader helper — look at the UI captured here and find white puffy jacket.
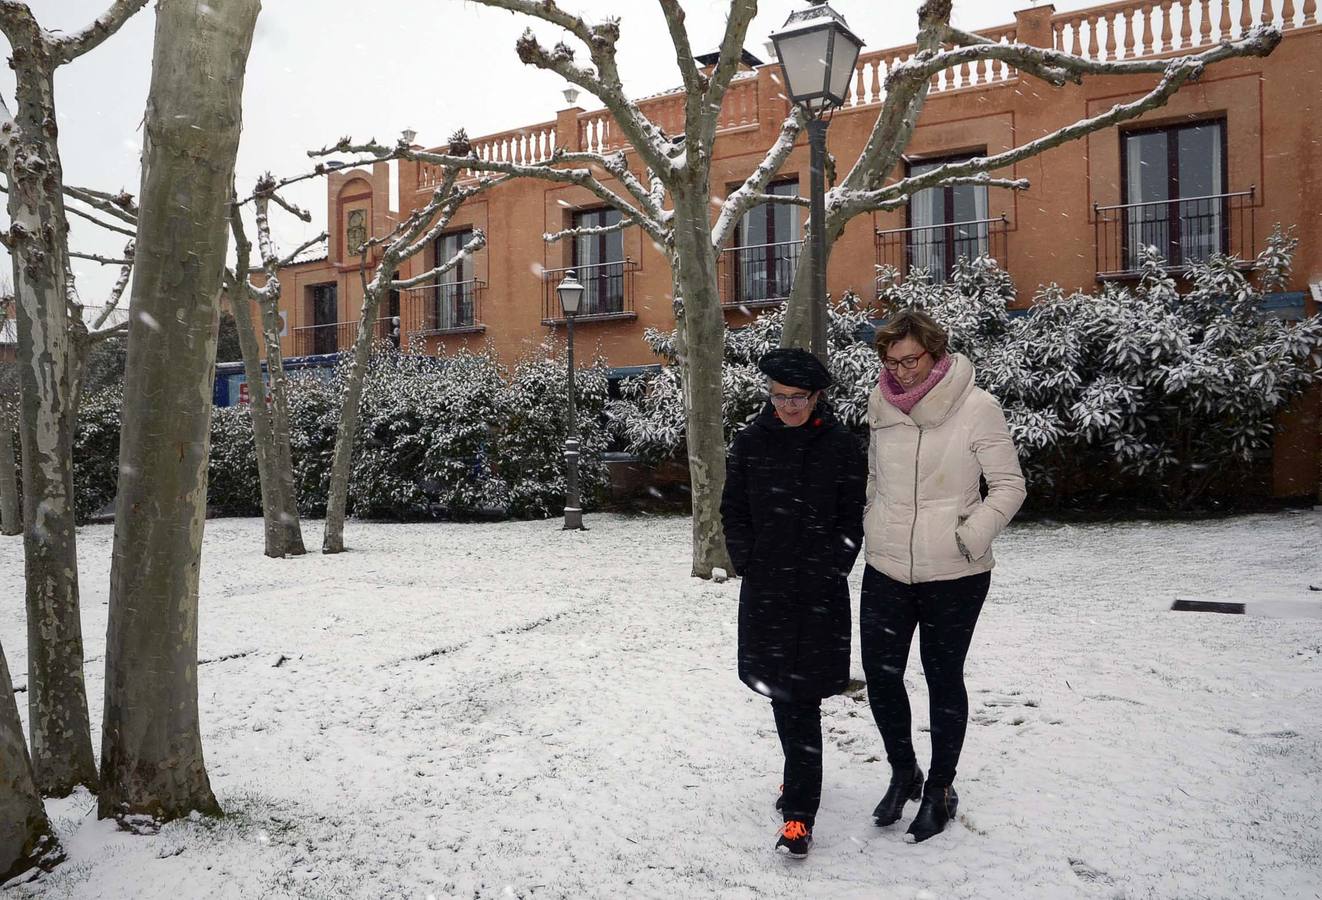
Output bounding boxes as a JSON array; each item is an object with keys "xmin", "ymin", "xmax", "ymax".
[{"xmin": 863, "ymin": 353, "xmax": 1026, "ymax": 584}]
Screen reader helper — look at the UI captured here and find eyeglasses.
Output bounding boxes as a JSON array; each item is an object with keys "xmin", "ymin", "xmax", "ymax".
[
  {"xmin": 881, "ymin": 350, "xmax": 930, "ymax": 372},
  {"xmin": 769, "ymin": 392, "xmax": 815, "ymax": 409}
]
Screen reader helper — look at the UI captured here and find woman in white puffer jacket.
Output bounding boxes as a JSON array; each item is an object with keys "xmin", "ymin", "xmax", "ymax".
[{"xmin": 861, "ymin": 308, "xmax": 1026, "ymax": 844}]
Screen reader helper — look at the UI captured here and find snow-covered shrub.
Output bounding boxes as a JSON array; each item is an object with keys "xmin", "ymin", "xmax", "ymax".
[
  {"xmin": 611, "ymin": 230, "xmax": 1321, "ymax": 510},
  {"xmin": 607, "ymin": 292, "xmax": 879, "ymax": 463},
  {"xmin": 348, "ymin": 348, "xmax": 510, "ymax": 519},
  {"xmin": 285, "ymin": 371, "xmax": 340, "ymax": 517},
  {"xmin": 495, "ymin": 345, "xmax": 611, "ymax": 519},
  {"xmin": 208, "ymin": 404, "xmax": 260, "ymax": 517},
  {"xmin": 72, "ymin": 388, "xmax": 123, "ymax": 522},
  {"xmin": 291, "ymin": 342, "xmax": 611, "ymax": 521},
  {"xmin": 884, "ymin": 227, "xmax": 1322, "ymax": 508}
]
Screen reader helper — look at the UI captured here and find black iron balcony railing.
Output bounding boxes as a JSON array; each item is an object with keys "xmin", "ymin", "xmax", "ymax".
[
  {"xmin": 402, "ymin": 279, "xmax": 487, "ymax": 334},
  {"xmin": 875, "ymin": 215, "xmax": 1008, "ymax": 285},
  {"xmin": 542, "ymin": 259, "xmax": 638, "ymax": 323},
  {"xmin": 291, "ymin": 316, "xmax": 395, "ymax": 356},
  {"xmin": 1094, "ymin": 189, "xmax": 1255, "ymax": 279},
  {"xmin": 718, "ymin": 239, "xmax": 802, "ymax": 308}
]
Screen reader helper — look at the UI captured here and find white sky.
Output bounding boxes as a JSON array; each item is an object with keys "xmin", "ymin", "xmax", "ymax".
[{"xmin": 3, "ymin": 0, "xmax": 1102, "ymax": 308}]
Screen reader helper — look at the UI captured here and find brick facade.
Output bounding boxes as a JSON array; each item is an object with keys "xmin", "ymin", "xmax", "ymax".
[{"xmin": 269, "ymin": 1, "xmax": 1322, "ymax": 498}]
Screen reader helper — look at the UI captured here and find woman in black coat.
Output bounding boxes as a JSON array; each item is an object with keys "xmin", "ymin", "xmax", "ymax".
[{"xmin": 720, "ymin": 347, "xmax": 867, "ymax": 859}]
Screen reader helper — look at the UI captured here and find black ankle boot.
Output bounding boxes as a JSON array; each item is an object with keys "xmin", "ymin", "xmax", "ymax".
[
  {"xmin": 872, "ymin": 764, "xmax": 924, "ymax": 826},
  {"xmin": 905, "ymin": 785, "xmax": 958, "ymax": 843}
]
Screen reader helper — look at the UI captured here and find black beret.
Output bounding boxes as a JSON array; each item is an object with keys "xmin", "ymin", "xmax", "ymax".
[{"xmin": 757, "ymin": 347, "xmax": 832, "ymax": 391}]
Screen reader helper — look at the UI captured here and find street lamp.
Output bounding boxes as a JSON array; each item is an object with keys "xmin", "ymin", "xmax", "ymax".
[
  {"xmin": 556, "ymin": 270, "xmax": 587, "ymax": 531},
  {"xmin": 770, "ymin": 0, "xmax": 864, "ymax": 362}
]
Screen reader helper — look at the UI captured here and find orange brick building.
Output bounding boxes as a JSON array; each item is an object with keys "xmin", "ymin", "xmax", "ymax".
[{"xmin": 265, "ymin": 0, "xmax": 1322, "ymax": 497}]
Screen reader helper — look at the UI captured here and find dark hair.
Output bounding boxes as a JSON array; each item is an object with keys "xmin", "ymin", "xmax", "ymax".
[{"xmin": 873, "ymin": 308, "xmax": 949, "ymax": 359}]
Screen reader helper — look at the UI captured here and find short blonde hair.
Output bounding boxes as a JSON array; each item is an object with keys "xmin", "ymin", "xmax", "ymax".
[{"xmin": 873, "ymin": 308, "xmax": 949, "ymax": 359}]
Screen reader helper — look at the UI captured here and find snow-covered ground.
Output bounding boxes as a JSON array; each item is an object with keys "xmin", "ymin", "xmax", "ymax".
[{"xmin": 2, "ymin": 511, "xmax": 1321, "ymax": 899}]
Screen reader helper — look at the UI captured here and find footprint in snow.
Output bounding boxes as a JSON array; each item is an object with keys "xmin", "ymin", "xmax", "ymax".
[
  {"xmin": 972, "ymin": 692, "xmax": 1044, "ymax": 727},
  {"xmin": 1068, "ymin": 857, "xmax": 1115, "ymax": 885}
]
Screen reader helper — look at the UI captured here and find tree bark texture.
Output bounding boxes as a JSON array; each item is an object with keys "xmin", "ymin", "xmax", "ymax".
[
  {"xmin": 671, "ymin": 190, "xmax": 735, "ymax": 579},
  {"xmin": 0, "ymin": 424, "xmax": 20, "ymax": 536},
  {"xmin": 224, "ymin": 290, "xmax": 285, "ymax": 557},
  {"xmin": 0, "ymin": 640, "xmax": 60, "ymax": 882},
  {"xmin": 3, "ymin": 39, "xmax": 99, "ymax": 797},
  {"xmin": 99, "ymin": 0, "xmax": 261, "ymax": 822},
  {"xmin": 781, "ymin": 216, "xmax": 847, "ymax": 351},
  {"xmin": 258, "ymin": 294, "xmax": 305, "ymax": 555},
  {"xmin": 321, "ymin": 284, "xmax": 380, "ymax": 554}
]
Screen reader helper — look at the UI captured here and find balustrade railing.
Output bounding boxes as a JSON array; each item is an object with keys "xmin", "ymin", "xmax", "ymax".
[
  {"xmin": 1094, "ymin": 189, "xmax": 1256, "ymax": 277},
  {"xmin": 542, "ymin": 259, "xmax": 638, "ymax": 322},
  {"xmin": 292, "ymin": 316, "xmax": 396, "ymax": 357},
  {"xmin": 422, "ymin": 0, "xmax": 1314, "ymax": 184},
  {"xmin": 844, "ymin": 25, "xmax": 1021, "ymax": 109},
  {"xmin": 876, "ymin": 215, "xmax": 1009, "ymax": 285},
  {"xmin": 401, "ymin": 280, "xmax": 486, "ymax": 334},
  {"xmin": 1052, "ymin": 0, "xmax": 1312, "ymax": 63}
]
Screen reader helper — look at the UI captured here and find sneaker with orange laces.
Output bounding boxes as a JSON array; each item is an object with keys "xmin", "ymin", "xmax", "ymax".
[{"xmin": 775, "ymin": 820, "xmax": 813, "ymax": 858}]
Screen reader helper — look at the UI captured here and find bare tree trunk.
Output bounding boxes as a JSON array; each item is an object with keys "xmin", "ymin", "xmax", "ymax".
[
  {"xmin": 0, "ymin": 639, "xmax": 60, "ymax": 882},
  {"xmin": 671, "ymin": 190, "xmax": 734, "ymax": 579},
  {"xmin": 228, "ymin": 193, "xmax": 306, "ymax": 557},
  {"xmin": 3, "ymin": 57, "xmax": 99, "ymax": 798},
  {"xmin": 224, "ymin": 290, "xmax": 285, "ymax": 557},
  {"xmin": 99, "ymin": 0, "xmax": 260, "ymax": 822},
  {"xmin": 259, "ymin": 297, "xmax": 305, "ymax": 555},
  {"xmin": 781, "ymin": 218, "xmax": 846, "ymax": 351},
  {"xmin": 322, "ymin": 290, "xmax": 380, "ymax": 554},
  {"xmin": 0, "ymin": 424, "xmax": 19, "ymax": 536}
]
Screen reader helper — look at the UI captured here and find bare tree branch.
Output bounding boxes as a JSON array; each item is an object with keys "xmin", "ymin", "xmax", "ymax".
[
  {"xmin": 657, "ymin": 0, "xmax": 704, "ymax": 100},
  {"xmin": 278, "ymin": 232, "xmax": 329, "ymax": 268},
  {"xmin": 935, "ymin": 23, "xmax": 1281, "ymax": 83},
  {"xmin": 69, "ymin": 249, "xmax": 133, "ymax": 266},
  {"xmin": 712, "ymin": 109, "xmax": 805, "ymax": 248},
  {"xmin": 831, "ymin": 29, "xmax": 1279, "ymax": 221},
  {"xmin": 314, "ymin": 137, "xmax": 670, "ymax": 245},
  {"xmin": 63, "ymin": 200, "xmax": 138, "ymax": 238},
  {"xmin": 556, "ymin": 149, "xmax": 667, "ymax": 223},
  {"xmin": 235, "ymin": 150, "xmax": 407, "ymax": 207},
  {"xmin": 362, "ymin": 165, "xmax": 461, "ymax": 259},
  {"xmin": 697, "ymin": 0, "xmax": 758, "ymax": 154},
  {"xmin": 267, "ymin": 190, "xmax": 312, "ymax": 224},
  {"xmin": 866, "ymin": 177, "xmax": 1029, "ymax": 212},
  {"xmin": 389, "ymin": 231, "xmax": 488, "ymax": 290},
  {"xmin": 63, "ymin": 184, "xmax": 138, "ymax": 226},
  {"xmin": 511, "ymin": 26, "xmax": 674, "ymax": 178},
  {"xmin": 464, "ymin": 1, "xmax": 675, "ymax": 177},
  {"xmin": 85, "ymin": 320, "xmax": 128, "ymax": 344},
  {"xmin": 48, "ymin": 0, "xmax": 150, "ymax": 64},
  {"xmin": 91, "ymin": 239, "xmax": 134, "ymax": 329},
  {"xmin": 543, "ymin": 215, "xmax": 640, "ymax": 244}
]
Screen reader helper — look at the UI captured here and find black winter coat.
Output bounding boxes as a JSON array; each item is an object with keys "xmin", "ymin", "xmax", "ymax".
[{"xmin": 720, "ymin": 402, "xmax": 867, "ymax": 703}]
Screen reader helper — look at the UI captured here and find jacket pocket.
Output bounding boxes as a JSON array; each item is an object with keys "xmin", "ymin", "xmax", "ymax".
[{"xmin": 914, "ymin": 501, "xmax": 966, "ymax": 576}]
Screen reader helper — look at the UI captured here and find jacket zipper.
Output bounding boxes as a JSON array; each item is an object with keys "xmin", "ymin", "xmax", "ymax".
[{"xmin": 908, "ymin": 429, "xmax": 923, "ymax": 583}]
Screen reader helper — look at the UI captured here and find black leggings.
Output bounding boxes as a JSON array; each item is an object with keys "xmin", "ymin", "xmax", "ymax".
[
  {"xmin": 771, "ymin": 699, "xmax": 822, "ymax": 826},
  {"xmin": 860, "ymin": 566, "xmax": 991, "ymax": 790}
]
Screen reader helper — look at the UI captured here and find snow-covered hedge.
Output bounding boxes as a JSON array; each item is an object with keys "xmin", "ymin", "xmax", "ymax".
[
  {"xmin": 71, "ymin": 343, "xmax": 612, "ymax": 523},
  {"xmin": 347, "ymin": 346, "xmax": 610, "ymax": 520},
  {"xmin": 71, "ymin": 387, "xmax": 123, "ymax": 522},
  {"xmin": 609, "ymin": 230, "xmax": 1322, "ymax": 509},
  {"xmin": 606, "ymin": 291, "xmax": 880, "ymax": 464},
  {"xmin": 208, "ymin": 404, "xmax": 261, "ymax": 517}
]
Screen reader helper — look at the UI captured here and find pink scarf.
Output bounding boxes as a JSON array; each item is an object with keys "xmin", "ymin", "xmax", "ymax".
[{"xmin": 879, "ymin": 354, "xmax": 952, "ymax": 416}]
